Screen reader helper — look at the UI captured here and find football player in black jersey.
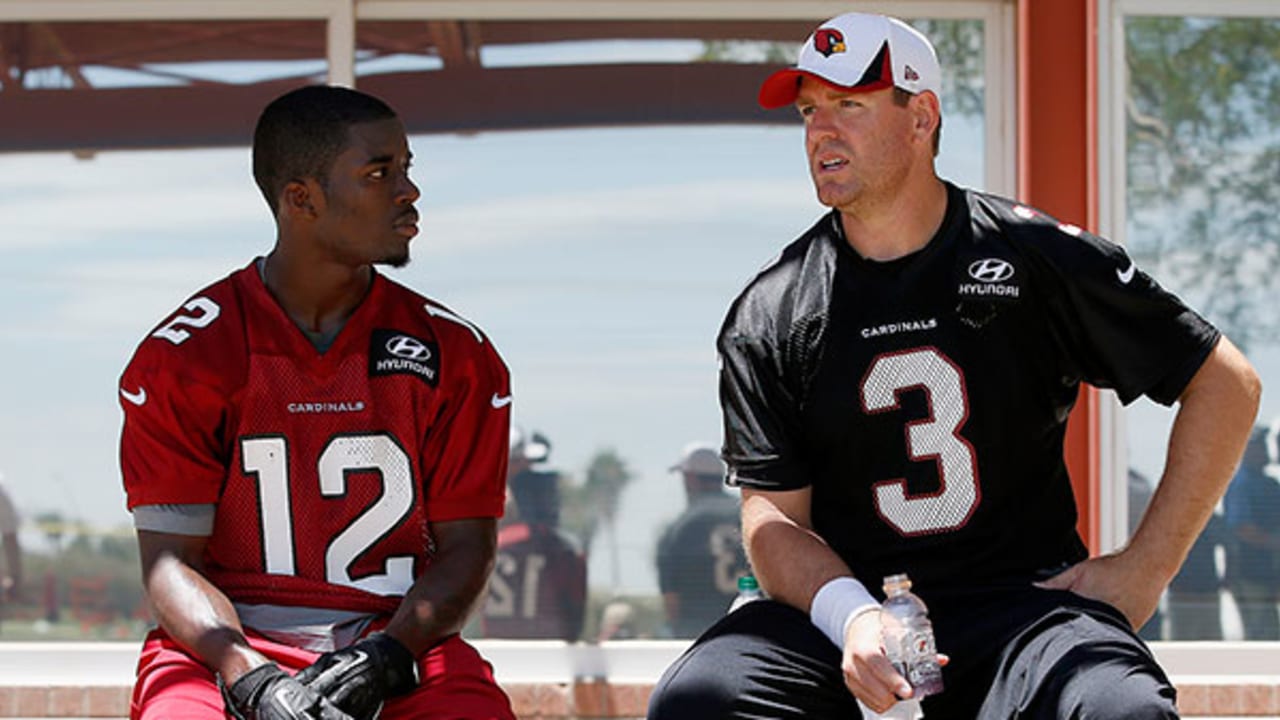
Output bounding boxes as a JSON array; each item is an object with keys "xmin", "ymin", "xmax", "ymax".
[
  {"xmin": 647, "ymin": 12, "xmax": 1260, "ymax": 720},
  {"xmin": 655, "ymin": 443, "xmax": 748, "ymax": 638}
]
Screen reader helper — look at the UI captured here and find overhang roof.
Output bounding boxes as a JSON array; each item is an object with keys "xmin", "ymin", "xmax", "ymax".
[{"xmin": 1, "ymin": 9, "xmax": 823, "ymax": 153}]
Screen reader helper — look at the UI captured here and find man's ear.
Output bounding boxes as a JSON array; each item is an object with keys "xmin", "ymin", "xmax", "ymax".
[
  {"xmin": 281, "ymin": 178, "xmax": 323, "ymax": 220},
  {"xmin": 911, "ymin": 92, "xmax": 941, "ymax": 140}
]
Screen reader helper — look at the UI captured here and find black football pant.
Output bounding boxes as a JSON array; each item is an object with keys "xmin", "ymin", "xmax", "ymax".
[{"xmin": 647, "ymin": 590, "xmax": 1178, "ymax": 720}]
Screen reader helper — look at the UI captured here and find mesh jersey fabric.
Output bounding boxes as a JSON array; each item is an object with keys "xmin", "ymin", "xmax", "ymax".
[
  {"xmin": 119, "ymin": 260, "xmax": 511, "ymax": 615},
  {"xmin": 717, "ymin": 182, "xmax": 1220, "ymax": 592}
]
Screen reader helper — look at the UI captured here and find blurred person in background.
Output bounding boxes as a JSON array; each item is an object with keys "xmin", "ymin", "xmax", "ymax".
[
  {"xmin": 1165, "ymin": 505, "xmax": 1225, "ymax": 640},
  {"xmin": 1127, "ymin": 469, "xmax": 1163, "ymax": 640},
  {"xmin": 1224, "ymin": 422, "xmax": 1280, "ymax": 639},
  {"xmin": 654, "ymin": 443, "xmax": 747, "ymax": 638},
  {"xmin": 0, "ymin": 474, "xmax": 21, "ymax": 603},
  {"xmin": 482, "ymin": 428, "xmax": 587, "ymax": 641},
  {"xmin": 597, "ymin": 600, "xmax": 639, "ymax": 642}
]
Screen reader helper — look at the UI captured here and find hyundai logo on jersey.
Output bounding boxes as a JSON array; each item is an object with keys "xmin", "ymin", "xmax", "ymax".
[
  {"xmin": 370, "ymin": 329, "xmax": 439, "ymax": 386},
  {"xmin": 967, "ymin": 259, "xmax": 1015, "ymax": 283},
  {"xmin": 387, "ymin": 334, "xmax": 432, "ymax": 361},
  {"xmin": 958, "ymin": 258, "xmax": 1021, "ymax": 300}
]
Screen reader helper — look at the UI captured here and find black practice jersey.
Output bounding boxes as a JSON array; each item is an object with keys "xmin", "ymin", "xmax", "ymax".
[
  {"xmin": 718, "ymin": 182, "xmax": 1219, "ymax": 590},
  {"xmin": 656, "ymin": 492, "xmax": 749, "ymax": 638}
]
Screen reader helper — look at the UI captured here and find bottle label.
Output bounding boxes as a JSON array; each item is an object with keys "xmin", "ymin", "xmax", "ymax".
[{"xmin": 891, "ymin": 629, "xmax": 944, "ymax": 697}]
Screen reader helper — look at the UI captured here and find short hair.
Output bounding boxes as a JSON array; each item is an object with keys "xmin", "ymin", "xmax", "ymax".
[
  {"xmin": 892, "ymin": 87, "xmax": 942, "ymax": 157},
  {"xmin": 252, "ymin": 85, "xmax": 397, "ymax": 214}
]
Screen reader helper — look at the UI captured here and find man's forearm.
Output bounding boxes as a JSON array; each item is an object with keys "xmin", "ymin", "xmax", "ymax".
[
  {"xmin": 384, "ymin": 519, "xmax": 496, "ymax": 655},
  {"xmin": 1130, "ymin": 338, "xmax": 1260, "ymax": 582},
  {"xmin": 143, "ymin": 553, "xmax": 265, "ymax": 683},
  {"xmin": 741, "ymin": 492, "xmax": 854, "ymax": 612}
]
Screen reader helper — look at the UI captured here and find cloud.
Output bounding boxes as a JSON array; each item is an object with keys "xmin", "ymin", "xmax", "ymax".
[
  {"xmin": 418, "ymin": 176, "xmax": 815, "ymax": 257},
  {"xmin": 0, "ymin": 148, "xmax": 264, "ymax": 250}
]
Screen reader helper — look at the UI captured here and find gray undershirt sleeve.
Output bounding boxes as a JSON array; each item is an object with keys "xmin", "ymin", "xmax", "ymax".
[{"xmin": 132, "ymin": 503, "xmax": 216, "ymax": 536}]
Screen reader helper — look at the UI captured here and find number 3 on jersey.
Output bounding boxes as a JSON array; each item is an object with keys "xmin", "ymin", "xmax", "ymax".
[{"xmin": 861, "ymin": 348, "xmax": 980, "ymax": 536}]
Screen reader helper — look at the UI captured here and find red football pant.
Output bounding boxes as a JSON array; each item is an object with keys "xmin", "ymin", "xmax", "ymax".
[{"xmin": 131, "ymin": 628, "xmax": 515, "ymax": 719}]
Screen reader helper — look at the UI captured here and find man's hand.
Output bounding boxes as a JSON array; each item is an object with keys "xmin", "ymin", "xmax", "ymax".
[
  {"xmin": 839, "ymin": 610, "xmax": 912, "ymax": 714},
  {"xmin": 221, "ymin": 663, "xmax": 354, "ymax": 720},
  {"xmin": 838, "ymin": 609, "xmax": 950, "ymax": 714},
  {"xmin": 295, "ymin": 632, "xmax": 419, "ymax": 720},
  {"xmin": 1036, "ymin": 551, "xmax": 1164, "ymax": 630}
]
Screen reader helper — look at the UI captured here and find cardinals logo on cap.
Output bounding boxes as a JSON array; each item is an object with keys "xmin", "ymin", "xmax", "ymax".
[{"xmin": 813, "ymin": 28, "xmax": 846, "ymax": 57}]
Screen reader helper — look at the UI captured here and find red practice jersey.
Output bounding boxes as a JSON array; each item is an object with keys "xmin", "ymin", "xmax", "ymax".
[
  {"xmin": 482, "ymin": 522, "xmax": 587, "ymax": 641},
  {"xmin": 119, "ymin": 261, "xmax": 511, "ymax": 615}
]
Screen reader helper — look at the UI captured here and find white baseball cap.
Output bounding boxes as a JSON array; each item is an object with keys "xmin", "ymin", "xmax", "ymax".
[
  {"xmin": 509, "ymin": 426, "xmax": 551, "ymax": 463},
  {"xmin": 670, "ymin": 442, "xmax": 725, "ymax": 478},
  {"xmin": 759, "ymin": 12, "xmax": 941, "ymax": 109}
]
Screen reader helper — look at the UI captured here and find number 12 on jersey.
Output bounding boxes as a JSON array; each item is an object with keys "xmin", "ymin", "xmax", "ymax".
[{"xmin": 240, "ymin": 433, "xmax": 417, "ymax": 595}]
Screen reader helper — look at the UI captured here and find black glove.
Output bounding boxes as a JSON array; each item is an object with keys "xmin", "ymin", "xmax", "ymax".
[
  {"xmin": 221, "ymin": 663, "xmax": 354, "ymax": 720},
  {"xmin": 294, "ymin": 632, "xmax": 419, "ymax": 720}
]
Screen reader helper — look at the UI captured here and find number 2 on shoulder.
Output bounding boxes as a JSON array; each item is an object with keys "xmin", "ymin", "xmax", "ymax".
[{"xmin": 152, "ymin": 296, "xmax": 221, "ymax": 345}]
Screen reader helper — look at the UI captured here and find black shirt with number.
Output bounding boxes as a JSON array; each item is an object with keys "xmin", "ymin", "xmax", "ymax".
[
  {"xmin": 718, "ymin": 182, "xmax": 1218, "ymax": 592},
  {"xmin": 656, "ymin": 492, "xmax": 748, "ymax": 637}
]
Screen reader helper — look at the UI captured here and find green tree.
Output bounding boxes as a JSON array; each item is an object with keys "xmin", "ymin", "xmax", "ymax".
[{"xmin": 1125, "ymin": 17, "xmax": 1280, "ymax": 353}]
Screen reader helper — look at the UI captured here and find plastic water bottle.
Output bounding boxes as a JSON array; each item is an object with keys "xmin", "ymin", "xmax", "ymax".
[
  {"xmin": 728, "ymin": 574, "xmax": 764, "ymax": 613},
  {"xmin": 880, "ymin": 573, "xmax": 943, "ymax": 699}
]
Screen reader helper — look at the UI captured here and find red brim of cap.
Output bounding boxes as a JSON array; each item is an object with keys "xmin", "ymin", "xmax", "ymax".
[
  {"xmin": 758, "ymin": 69, "xmax": 810, "ymax": 109},
  {"xmin": 758, "ymin": 69, "xmax": 894, "ymax": 109}
]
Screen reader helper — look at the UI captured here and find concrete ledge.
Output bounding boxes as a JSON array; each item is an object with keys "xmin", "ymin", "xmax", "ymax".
[
  {"xmin": 2, "ymin": 678, "xmax": 1278, "ymax": 718},
  {"xmin": 0, "ymin": 682, "xmax": 653, "ymax": 719},
  {"xmin": 1, "ymin": 641, "xmax": 1277, "ymax": 718},
  {"xmin": 1173, "ymin": 677, "xmax": 1280, "ymax": 718},
  {"xmin": 0, "ymin": 687, "xmax": 128, "ymax": 719}
]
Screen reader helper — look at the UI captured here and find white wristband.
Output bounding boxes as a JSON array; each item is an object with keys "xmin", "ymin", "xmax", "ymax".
[{"xmin": 810, "ymin": 577, "xmax": 880, "ymax": 649}]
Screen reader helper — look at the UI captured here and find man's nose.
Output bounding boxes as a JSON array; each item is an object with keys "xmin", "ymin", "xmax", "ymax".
[
  {"xmin": 806, "ymin": 108, "xmax": 838, "ymax": 143},
  {"xmin": 398, "ymin": 174, "xmax": 421, "ymax": 204}
]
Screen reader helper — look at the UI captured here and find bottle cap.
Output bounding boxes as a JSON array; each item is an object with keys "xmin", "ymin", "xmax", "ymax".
[
  {"xmin": 738, "ymin": 575, "xmax": 759, "ymax": 592},
  {"xmin": 882, "ymin": 573, "xmax": 912, "ymax": 594}
]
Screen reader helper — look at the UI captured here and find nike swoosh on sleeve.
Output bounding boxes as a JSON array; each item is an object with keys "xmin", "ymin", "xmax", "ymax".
[
  {"xmin": 1116, "ymin": 261, "xmax": 1136, "ymax": 284},
  {"xmin": 491, "ymin": 394, "xmax": 512, "ymax": 409},
  {"xmin": 120, "ymin": 386, "xmax": 147, "ymax": 406}
]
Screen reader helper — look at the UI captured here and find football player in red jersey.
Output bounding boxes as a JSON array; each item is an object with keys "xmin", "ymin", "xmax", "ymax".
[
  {"xmin": 481, "ymin": 429, "xmax": 587, "ymax": 641},
  {"xmin": 648, "ymin": 12, "xmax": 1261, "ymax": 720},
  {"xmin": 119, "ymin": 85, "xmax": 515, "ymax": 720}
]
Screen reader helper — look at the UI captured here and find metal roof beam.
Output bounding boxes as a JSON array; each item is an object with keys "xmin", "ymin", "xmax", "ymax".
[{"xmin": 0, "ymin": 62, "xmax": 788, "ymax": 153}]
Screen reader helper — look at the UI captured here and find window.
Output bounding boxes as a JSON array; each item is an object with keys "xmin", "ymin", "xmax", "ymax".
[
  {"xmin": 1102, "ymin": 2, "xmax": 1280, "ymax": 643},
  {"xmin": 0, "ymin": 6, "xmax": 1006, "ymax": 643}
]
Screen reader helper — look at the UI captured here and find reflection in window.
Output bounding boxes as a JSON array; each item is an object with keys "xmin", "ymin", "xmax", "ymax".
[
  {"xmin": 0, "ymin": 18, "xmax": 987, "ymax": 643},
  {"xmin": 1123, "ymin": 15, "xmax": 1280, "ymax": 642},
  {"xmin": 431, "ymin": 18, "xmax": 989, "ymax": 642}
]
